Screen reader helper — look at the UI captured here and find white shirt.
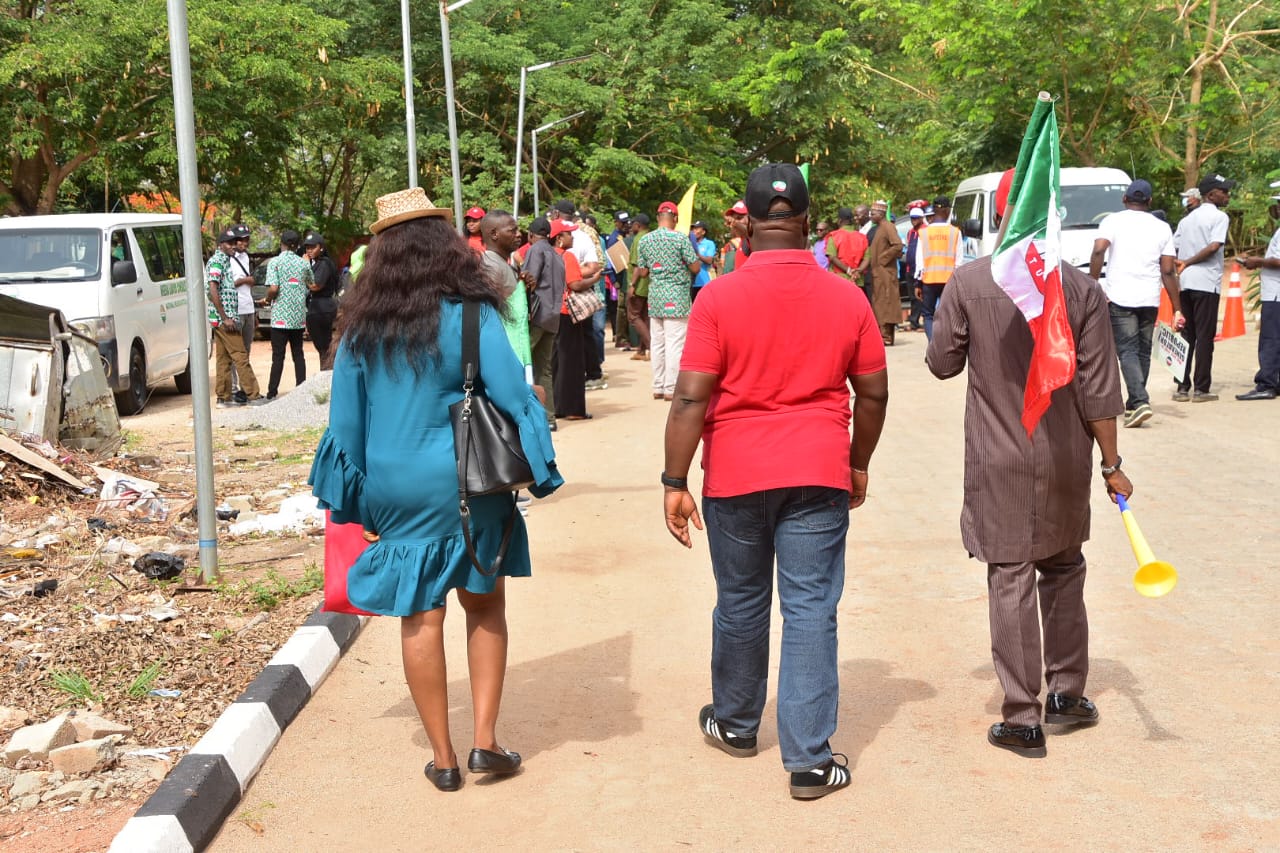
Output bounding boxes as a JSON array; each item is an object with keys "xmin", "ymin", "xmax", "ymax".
[
  {"xmin": 1263, "ymin": 227, "xmax": 1280, "ymax": 302},
  {"xmin": 231, "ymin": 250, "xmax": 255, "ymax": 314},
  {"xmin": 570, "ymin": 229, "xmax": 602, "ymax": 268},
  {"xmin": 1174, "ymin": 201, "xmax": 1229, "ymax": 294},
  {"xmin": 1096, "ymin": 209, "xmax": 1175, "ymax": 308}
]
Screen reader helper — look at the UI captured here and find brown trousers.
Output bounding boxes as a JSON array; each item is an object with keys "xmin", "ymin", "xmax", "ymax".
[
  {"xmin": 214, "ymin": 323, "xmax": 259, "ymax": 401},
  {"xmin": 626, "ymin": 294, "xmax": 650, "ymax": 352},
  {"xmin": 987, "ymin": 545, "xmax": 1088, "ymax": 727}
]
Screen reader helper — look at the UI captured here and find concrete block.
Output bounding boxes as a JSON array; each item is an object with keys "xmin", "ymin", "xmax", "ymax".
[
  {"xmin": 4, "ymin": 714, "xmax": 75, "ymax": 763},
  {"xmin": 49, "ymin": 736, "xmax": 117, "ymax": 774},
  {"xmin": 68, "ymin": 712, "xmax": 132, "ymax": 742}
]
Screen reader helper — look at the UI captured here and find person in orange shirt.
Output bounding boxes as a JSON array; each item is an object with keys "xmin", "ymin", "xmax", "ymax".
[{"xmin": 464, "ymin": 206, "xmax": 486, "ymax": 253}]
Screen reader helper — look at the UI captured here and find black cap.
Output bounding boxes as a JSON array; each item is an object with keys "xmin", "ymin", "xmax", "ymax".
[
  {"xmin": 217, "ymin": 227, "xmax": 238, "ymax": 245},
  {"xmin": 232, "ymin": 223, "xmax": 250, "ymax": 239},
  {"xmin": 1198, "ymin": 173, "xmax": 1236, "ymax": 195},
  {"xmin": 634, "ymin": 213, "xmax": 651, "ymax": 226},
  {"xmin": 554, "ymin": 199, "xmax": 576, "ymax": 215},
  {"xmin": 528, "ymin": 216, "xmax": 551, "ymax": 237},
  {"xmin": 932, "ymin": 195, "xmax": 951, "ymax": 208},
  {"xmin": 302, "ymin": 231, "xmax": 325, "ymax": 247},
  {"xmin": 692, "ymin": 220, "xmax": 708, "ymax": 230},
  {"xmin": 280, "ymin": 229, "xmax": 301, "ymax": 246},
  {"xmin": 1124, "ymin": 180, "xmax": 1153, "ymax": 203},
  {"xmin": 837, "ymin": 206, "xmax": 854, "ymax": 221},
  {"xmin": 615, "ymin": 210, "xmax": 631, "ymax": 223},
  {"xmin": 744, "ymin": 163, "xmax": 810, "ymax": 220}
]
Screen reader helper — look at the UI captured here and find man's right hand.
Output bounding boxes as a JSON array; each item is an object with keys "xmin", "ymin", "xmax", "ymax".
[
  {"xmin": 914, "ymin": 286, "xmax": 923, "ymax": 300},
  {"xmin": 1103, "ymin": 469, "xmax": 1133, "ymax": 503}
]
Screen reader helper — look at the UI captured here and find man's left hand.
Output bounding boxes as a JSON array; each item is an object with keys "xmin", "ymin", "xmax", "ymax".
[
  {"xmin": 664, "ymin": 489, "xmax": 702, "ymax": 548},
  {"xmin": 1103, "ymin": 469, "xmax": 1133, "ymax": 503},
  {"xmin": 849, "ymin": 469, "xmax": 869, "ymax": 509}
]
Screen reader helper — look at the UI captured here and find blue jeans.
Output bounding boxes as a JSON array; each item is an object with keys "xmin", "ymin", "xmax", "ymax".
[
  {"xmin": 591, "ymin": 307, "xmax": 607, "ymax": 370},
  {"xmin": 921, "ymin": 284, "xmax": 945, "ymax": 341},
  {"xmin": 1109, "ymin": 303, "xmax": 1157, "ymax": 409},
  {"xmin": 702, "ymin": 486, "xmax": 849, "ymax": 772}
]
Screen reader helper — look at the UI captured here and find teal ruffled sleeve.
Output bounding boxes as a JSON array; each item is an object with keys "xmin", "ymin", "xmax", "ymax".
[
  {"xmin": 477, "ymin": 304, "xmax": 564, "ymax": 497},
  {"xmin": 308, "ymin": 344, "xmax": 370, "ymax": 525}
]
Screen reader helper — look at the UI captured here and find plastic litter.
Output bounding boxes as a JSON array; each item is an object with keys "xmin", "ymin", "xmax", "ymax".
[
  {"xmin": 27, "ymin": 579, "xmax": 57, "ymax": 598},
  {"xmin": 147, "ymin": 689, "xmax": 182, "ymax": 698},
  {"xmin": 96, "ymin": 471, "xmax": 169, "ymax": 522},
  {"xmin": 228, "ymin": 493, "xmax": 323, "ymax": 536},
  {"xmin": 215, "ymin": 505, "xmax": 240, "ymax": 522},
  {"xmin": 132, "ymin": 552, "xmax": 185, "ymax": 581},
  {"xmin": 86, "ymin": 517, "xmax": 117, "ymax": 532}
]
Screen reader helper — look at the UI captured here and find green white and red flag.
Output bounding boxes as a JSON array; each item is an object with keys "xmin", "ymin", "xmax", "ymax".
[{"xmin": 990, "ymin": 91, "xmax": 1076, "ymax": 438}]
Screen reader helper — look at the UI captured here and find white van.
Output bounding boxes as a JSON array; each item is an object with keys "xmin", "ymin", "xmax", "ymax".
[
  {"xmin": 952, "ymin": 167, "xmax": 1132, "ymax": 273},
  {"xmin": 0, "ymin": 213, "xmax": 195, "ymax": 414}
]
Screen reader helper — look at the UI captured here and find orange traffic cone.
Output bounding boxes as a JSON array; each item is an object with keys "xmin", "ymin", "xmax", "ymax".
[
  {"xmin": 1218, "ymin": 263, "xmax": 1246, "ymax": 340},
  {"xmin": 1157, "ymin": 289, "xmax": 1173, "ymax": 326}
]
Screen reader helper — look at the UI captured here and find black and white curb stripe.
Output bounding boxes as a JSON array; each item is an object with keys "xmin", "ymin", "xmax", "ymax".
[{"xmin": 109, "ymin": 609, "xmax": 368, "ymax": 853}]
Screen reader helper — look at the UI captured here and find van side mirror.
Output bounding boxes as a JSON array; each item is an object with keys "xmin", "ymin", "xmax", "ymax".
[
  {"xmin": 111, "ymin": 260, "xmax": 137, "ymax": 285},
  {"xmin": 961, "ymin": 218, "xmax": 983, "ymax": 239}
]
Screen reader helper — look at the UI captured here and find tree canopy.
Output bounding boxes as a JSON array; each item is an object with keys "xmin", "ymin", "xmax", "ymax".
[{"xmin": 2, "ymin": 0, "xmax": 1277, "ymax": 242}]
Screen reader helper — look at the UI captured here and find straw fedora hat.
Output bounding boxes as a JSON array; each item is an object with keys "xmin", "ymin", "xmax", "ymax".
[{"xmin": 370, "ymin": 187, "xmax": 453, "ymax": 233}]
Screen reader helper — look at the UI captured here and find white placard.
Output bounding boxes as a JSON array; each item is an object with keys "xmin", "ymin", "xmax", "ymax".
[{"xmin": 1156, "ymin": 322, "xmax": 1189, "ymax": 380}]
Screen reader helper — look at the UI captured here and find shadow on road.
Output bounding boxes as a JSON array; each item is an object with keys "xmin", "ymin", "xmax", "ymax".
[{"xmin": 378, "ymin": 633, "xmax": 642, "ymax": 760}]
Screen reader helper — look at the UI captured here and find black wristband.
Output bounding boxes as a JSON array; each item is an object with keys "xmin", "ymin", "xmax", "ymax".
[{"xmin": 660, "ymin": 472, "xmax": 688, "ymax": 489}]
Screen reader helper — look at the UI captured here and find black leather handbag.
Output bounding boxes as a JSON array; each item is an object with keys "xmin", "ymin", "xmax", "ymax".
[{"xmin": 449, "ymin": 301, "xmax": 535, "ymax": 576}]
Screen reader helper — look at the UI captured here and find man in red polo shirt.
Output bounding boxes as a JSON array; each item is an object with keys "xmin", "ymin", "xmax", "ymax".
[{"xmin": 661, "ymin": 163, "xmax": 889, "ymax": 800}]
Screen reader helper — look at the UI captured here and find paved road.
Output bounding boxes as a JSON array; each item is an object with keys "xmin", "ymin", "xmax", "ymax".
[{"xmin": 210, "ymin": 328, "xmax": 1279, "ymax": 851}]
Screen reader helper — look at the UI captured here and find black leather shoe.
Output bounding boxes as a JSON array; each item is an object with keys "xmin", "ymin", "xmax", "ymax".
[
  {"xmin": 698, "ymin": 704, "xmax": 758, "ymax": 758},
  {"xmin": 987, "ymin": 723, "xmax": 1046, "ymax": 757},
  {"xmin": 1236, "ymin": 387, "xmax": 1277, "ymax": 400},
  {"xmin": 1045, "ymin": 693, "xmax": 1099, "ymax": 725},
  {"xmin": 467, "ymin": 746, "xmax": 522, "ymax": 775},
  {"xmin": 424, "ymin": 761, "xmax": 461, "ymax": 791}
]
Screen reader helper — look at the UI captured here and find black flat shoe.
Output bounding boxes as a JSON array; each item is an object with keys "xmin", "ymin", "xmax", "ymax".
[
  {"xmin": 789, "ymin": 754, "xmax": 851, "ymax": 800},
  {"xmin": 468, "ymin": 746, "xmax": 522, "ymax": 775},
  {"xmin": 1045, "ymin": 693, "xmax": 1099, "ymax": 726},
  {"xmin": 424, "ymin": 761, "xmax": 461, "ymax": 791},
  {"xmin": 987, "ymin": 722, "xmax": 1046, "ymax": 757}
]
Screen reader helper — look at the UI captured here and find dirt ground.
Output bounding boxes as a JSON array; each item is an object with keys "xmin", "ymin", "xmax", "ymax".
[
  {"xmin": 0, "ymin": 343, "xmax": 329, "ymax": 852},
  {"xmin": 204, "ymin": 331, "xmax": 1279, "ymax": 851}
]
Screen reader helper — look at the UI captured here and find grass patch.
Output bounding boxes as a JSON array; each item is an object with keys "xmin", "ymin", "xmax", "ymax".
[
  {"xmin": 244, "ymin": 563, "xmax": 323, "ymax": 612},
  {"xmin": 310, "ymin": 389, "xmax": 330, "ymax": 405},
  {"xmin": 126, "ymin": 661, "xmax": 164, "ymax": 698},
  {"xmin": 50, "ymin": 669, "xmax": 100, "ymax": 703}
]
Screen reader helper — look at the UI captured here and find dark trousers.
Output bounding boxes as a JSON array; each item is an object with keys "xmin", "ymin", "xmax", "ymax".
[
  {"xmin": 626, "ymin": 294, "xmax": 650, "ymax": 352},
  {"xmin": 921, "ymin": 283, "xmax": 946, "ymax": 341},
  {"xmin": 307, "ymin": 302, "xmax": 337, "ymax": 369},
  {"xmin": 1178, "ymin": 290, "xmax": 1219, "ymax": 394},
  {"xmin": 1254, "ymin": 300, "xmax": 1280, "ymax": 392},
  {"xmin": 1109, "ymin": 303, "xmax": 1157, "ymax": 409},
  {"xmin": 268, "ymin": 327, "xmax": 306, "ymax": 397},
  {"xmin": 554, "ymin": 314, "xmax": 588, "ymax": 418},
  {"xmin": 987, "ymin": 546, "xmax": 1089, "ymax": 727},
  {"xmin": 529, "ymin": 324, "xmax": 557, "ymax": 424}
]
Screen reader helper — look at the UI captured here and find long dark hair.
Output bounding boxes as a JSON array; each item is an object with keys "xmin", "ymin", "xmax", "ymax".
[{"xmin": 340, "ymin": 216, "xmax": 504, "ymax": 373}]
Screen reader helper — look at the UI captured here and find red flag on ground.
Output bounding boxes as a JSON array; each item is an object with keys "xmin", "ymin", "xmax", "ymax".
[{"xmin": 990, "ymin": 91, "xmax": 1076, "ymax": 438}]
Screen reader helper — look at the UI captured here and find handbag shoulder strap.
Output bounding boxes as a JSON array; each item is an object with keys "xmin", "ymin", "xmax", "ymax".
[{"xmin": 461, "ymin": 300, "xmax": 480, "ymax": 385}]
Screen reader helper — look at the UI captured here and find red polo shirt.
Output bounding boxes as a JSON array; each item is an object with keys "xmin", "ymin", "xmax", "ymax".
[{"xmin": 680, "ymin": 249, "xmax": 886, "ymax": 498}]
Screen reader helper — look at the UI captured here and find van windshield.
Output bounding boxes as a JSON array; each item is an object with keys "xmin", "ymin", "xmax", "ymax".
[
  {"xmin": 1060, "ymin": 184, "xmax": 1128, "ymax": 229},
  {"xmin": 0, "ymin": 229, "xmax": 102, "ymax": 282}
]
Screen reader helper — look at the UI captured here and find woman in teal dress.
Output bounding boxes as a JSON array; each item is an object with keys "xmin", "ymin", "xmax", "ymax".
[{"xmin": 309, "ymin": 187, "xmax": 563, "ymax": 792}]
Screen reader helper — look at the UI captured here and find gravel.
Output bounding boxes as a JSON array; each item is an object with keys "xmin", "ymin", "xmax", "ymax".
[{"xmin": 214, "ymin": 372, "xmax": 333, "ymax": 432}]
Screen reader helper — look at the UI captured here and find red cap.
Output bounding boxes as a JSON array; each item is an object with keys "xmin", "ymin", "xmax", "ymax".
[
  {"xmin": 725, "ymin": 200, "xmax": 748, "ymax": 216},
  {"xmin": 657, "ymin": 201, "xmax": 679, "ymax": 215},
  {"xmin": 549, "ymin": 219, "xmax": 578, "ymax": 238},
  {"xmin": 465, "ymin": 206, "xmax": 486, "ymax": 220},
  {"xmin": 995, "ymin": 169, "xmax": 1016, "ymax": 218}
]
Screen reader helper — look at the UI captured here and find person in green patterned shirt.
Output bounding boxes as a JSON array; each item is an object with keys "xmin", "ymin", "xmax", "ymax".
[
  {"xmin": 206, "ymin": 228, "xmax": 262, "ymax": 406},
  {"xmin": 633, "ymin": 202, "xmax": 700, "ymax": 400},
  {"xmin": 263, "ymin": 229, "xmax": 315, "ymax": 400}
]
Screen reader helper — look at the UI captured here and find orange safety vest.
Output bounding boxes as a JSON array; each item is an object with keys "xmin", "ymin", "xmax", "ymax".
[{"xmin": 919, "ymin": 224, "xmax": 961, "ymax": 284}]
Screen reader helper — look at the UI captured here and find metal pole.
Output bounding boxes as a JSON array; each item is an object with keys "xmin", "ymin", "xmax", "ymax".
[
  {"xmin": 531, "ymin": 129, "xmax": 539, "ymax": 217},
  {"xmin": 513, "ymin": 66, "xmax": 527, "ymax": 219},
  {"xmin": 440, "ymin": 0, "xmax": 466, "ymax": 233},
  {"xmin": 166, "ymin": 0, "xmax": 218, "ymax": 582},
  {"xmin": 401, "ymin": 0, "xmax": 418, "ymax": 187}
]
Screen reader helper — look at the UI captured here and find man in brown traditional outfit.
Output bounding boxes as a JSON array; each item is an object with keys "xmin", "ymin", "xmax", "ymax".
[
  {"xmin": 925, "ymin": 227, "xmax": 1133, "ymax": 758},
  {"xmin": 861, "ymin": 201, "xmax": 904, "ymax": 345}
]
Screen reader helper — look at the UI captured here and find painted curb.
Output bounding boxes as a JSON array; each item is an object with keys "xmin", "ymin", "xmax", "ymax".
[{"xmin": 109, "ymin": 609, "xmax": 368, "ymax": 853}]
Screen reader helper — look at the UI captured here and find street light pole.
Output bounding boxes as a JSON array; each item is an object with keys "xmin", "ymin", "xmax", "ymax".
[
  {"xmin": 530, "ymin": 111, "xmax": 585, "ymax": 218},
  {"xmin": 440, "ymin": 0, "xmax": 475, "ymax": 233},
  {"xmin": 401, "ymin": 0, "xmax": 418, "ymax": 187},
  {"xmin": 512, "ymin": 54, "xmax": 591, "ymax": 221}
]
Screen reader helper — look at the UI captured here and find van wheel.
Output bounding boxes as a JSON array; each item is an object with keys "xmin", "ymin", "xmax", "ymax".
[
  {"xmin": 174, "ymin": 351, "xmax": 193, "ymax": 395},
  {"xmin": 114, "ymin": 346, "xmax": 148, "ymax": 416}
]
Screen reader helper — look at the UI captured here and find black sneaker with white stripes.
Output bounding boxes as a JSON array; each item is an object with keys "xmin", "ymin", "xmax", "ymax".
[
  {"xmin": 789, "ymin": 753, "xmax": 851, "ymax": 800},
  {"xmin": 698, "ymin": 704, "xmax": 757, "ymax": 758}
]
